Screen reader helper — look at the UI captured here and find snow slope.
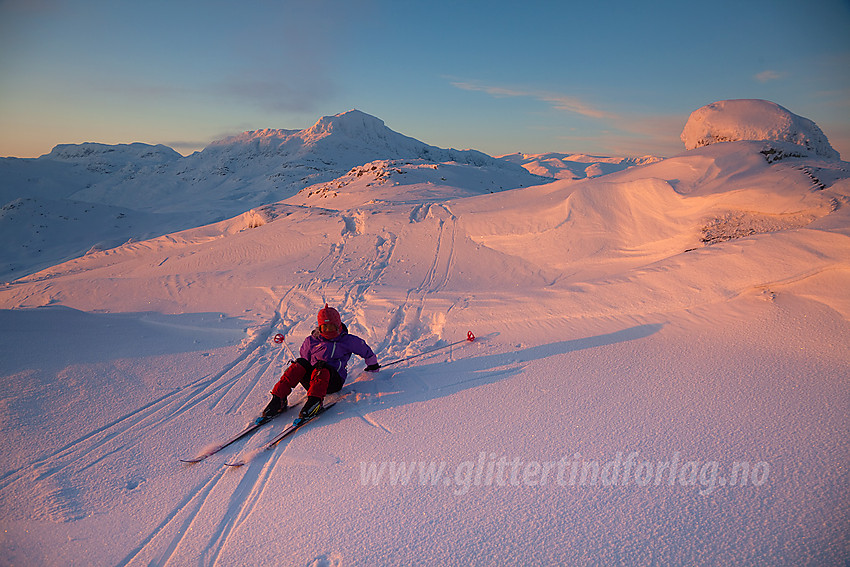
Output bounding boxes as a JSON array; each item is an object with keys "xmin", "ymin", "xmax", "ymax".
[
  {"xmin": 0, "ymin": 103, "xmax": 849, "ymax": 566},
  {"xmin": 0, "ymin": 197, "xmax": 190, "ymax": 280}
]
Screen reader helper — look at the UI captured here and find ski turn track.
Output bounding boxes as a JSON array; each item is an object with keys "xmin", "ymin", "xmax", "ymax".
[
  {"xmin": 119, "ymin": 451, "xmax": 285, "ymax": 566},
  {"xmin": 111, "ymin": 219, "xmax": 405, "ymax": 565},
  {"xmin": 0, "ymin": 308, "xmax": 294, "ymax": 564},
  {"xmin": 1, "ymin": 204, "xmax": 469, "ymax": 565}
]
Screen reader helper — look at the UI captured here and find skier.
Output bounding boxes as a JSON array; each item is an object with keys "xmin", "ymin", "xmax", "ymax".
[{"xmin": 262, "ymin": 304, "xmax": 380, "ymax": 419}]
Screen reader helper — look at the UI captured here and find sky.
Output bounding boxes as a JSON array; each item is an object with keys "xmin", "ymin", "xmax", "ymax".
[{"xmin": 1, "ymin": 0, "xmax": 849, "ymax": 160}]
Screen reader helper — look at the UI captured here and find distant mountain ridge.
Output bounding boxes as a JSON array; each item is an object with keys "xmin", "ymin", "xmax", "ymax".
[
  {"xmin": 3, "ymin": 110, "xmax": 543, "ymax": 216},
  {"xmin": 500, "ymin": 152, "xmax": 662, "ymax": 180},
  {"xmin": 4, "ymin": 101, "xmax": 837, "ymax": 282},
  {"xmin": 0, "ymin": 110, "xmax": 552, "ymax": 280},
  {"xmin": 45, "ymin": 142, "xmax": 182, "ymax": 165}
]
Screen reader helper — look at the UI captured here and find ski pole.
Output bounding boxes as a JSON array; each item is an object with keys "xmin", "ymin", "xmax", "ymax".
[
  {"xmin": 381, "ymin": 331, "xmax": 475, "ymax": 368},
  {"xmin": 273, "ymin": 333, "xmax": 297, "ymax": 361}
]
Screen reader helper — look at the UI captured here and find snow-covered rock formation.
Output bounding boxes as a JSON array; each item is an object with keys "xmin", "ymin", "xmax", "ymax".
[{"xmin": 681, "ymin": 99, "xmax": 840, "ymax": 159}]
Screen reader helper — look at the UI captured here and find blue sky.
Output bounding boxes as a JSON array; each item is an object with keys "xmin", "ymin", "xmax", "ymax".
[{"xmin": 2, "ymin": 0, "xmax": 849, "ymax": 159}]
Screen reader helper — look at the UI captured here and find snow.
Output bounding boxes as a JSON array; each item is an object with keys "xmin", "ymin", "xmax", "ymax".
[
  {"xmin": 500, "ymin": 152, "xmax": 662, "ymax": 180},
  {"xmin": 1, "ymin": 102, "xmax": 849, "ymax": 566},
  {"xmin": 681, "ymin": 99, "xmax": 841, "ymax": 160},
  {"xmin": 0, "ymin": 110, "xmax": 549, "ymax": 281}
]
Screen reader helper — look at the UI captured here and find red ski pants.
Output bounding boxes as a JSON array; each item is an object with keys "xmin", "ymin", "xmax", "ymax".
[{"xmin": 271, "ymin": 361, "xmax": 332, "ymax": 400}]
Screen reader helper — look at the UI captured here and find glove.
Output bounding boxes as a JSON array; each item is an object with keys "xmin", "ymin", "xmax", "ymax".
[
  {"xmin": 313, "ymin": 360, "xmax": 328, "ymax": 370},
  {"xmin": 365, "ymin": 363, "xmax": 380, "ymax": 372}
]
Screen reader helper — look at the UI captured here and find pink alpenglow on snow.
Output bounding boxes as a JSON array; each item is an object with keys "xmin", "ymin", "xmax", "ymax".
[
  {"xmin": 681, "ymin": 99, "xmax": 841, "ymax": 159},
  {"xmin": 0, "ymin": 101, "xmax": 848, "ymax": 566}
]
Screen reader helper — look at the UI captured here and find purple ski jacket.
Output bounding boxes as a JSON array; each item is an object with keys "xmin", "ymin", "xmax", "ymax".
[{"xmin": 299, "ymin": 326, "xmax": 378, "ymax": 382}]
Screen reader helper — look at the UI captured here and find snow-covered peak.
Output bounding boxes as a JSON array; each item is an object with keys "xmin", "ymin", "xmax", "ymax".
[
  {"xmin": 681, "ymin": 99, "xmax": 840, "ymax": 159},
  {"xmin": 303, "ymin": 109, "xmax": 390, "ymax": 139},
  {"xmin": 211, "ymin": 110, "xmax": 391, "ymax": 146},
  {"xmin": 199, "ymin": 110, "xmax": 531, "ymax": 176},
  {"xmin": 205, "ymin": 110, "xmax": 420, "ymax": 157},
  {"xmin": 298, "ymin": 109, "xmax": 443, "ymax": 159}
]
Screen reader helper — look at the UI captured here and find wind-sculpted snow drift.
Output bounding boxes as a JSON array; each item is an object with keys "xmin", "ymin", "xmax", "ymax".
[{"xmin": 0, "ymin": 101, "xmax": 848, "ymax": 566}]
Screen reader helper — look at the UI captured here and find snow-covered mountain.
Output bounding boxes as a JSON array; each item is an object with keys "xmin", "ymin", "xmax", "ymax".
[
  {"xmin": 1, "ymin": 100, "xmax": 848, "ymax": 566},
  {"xmin": 0, "ymin": 109, "xmax": 671, "ymax": 282},
  {"xmin": 44, "ymin": 141, "xmax": 184, "ymax": 168},
  {"xmin": 500, "ymin": 152, "xmax": 662, "ymax": 180},
  {"xmin": 0, "ymin": 110, "xmax": 551, "ymax": 281},
  {"xmin": 6, "ymin": 110, "xmax": 543, "ymax": 214},
  {"xmin": 66, "ymin": 110, "xmax": 544, "ymax": 213}
]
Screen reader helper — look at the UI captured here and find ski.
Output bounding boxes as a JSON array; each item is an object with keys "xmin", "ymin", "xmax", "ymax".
[
  {"xmin": 179, "ymin": 411, "xmax": 288, "ymax": 463},
  {"xmin": 224, "ymin": 402, "xmax": 337, "ymax": 467}
]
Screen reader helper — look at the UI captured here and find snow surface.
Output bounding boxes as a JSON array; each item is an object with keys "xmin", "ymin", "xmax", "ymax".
[
  {"xmin": 681, "ymin": 99, "xmax": 841, "ymax": 160},
  {"xmin": 1, "ymin": 103, "xmax": 849, "ymax": 566}
]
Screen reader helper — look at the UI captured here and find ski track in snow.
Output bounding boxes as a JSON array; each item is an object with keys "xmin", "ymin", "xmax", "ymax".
[
  {"xmin": 262, "ymin": 203, "xmax": 460, "ymax": 367},
  {"xmin": 103, "ymin": 214, "xmax": 418, "ymax": 564},
  {"xmin": 116, "ymin": 468, "xmax": 228, "ymax": 567},
  {"xmin": 120, "ymin": 208, "xmax": 469, "ymax": 562},
  {"xmin": 123, "ymin": 453, "xmax": 273, "ymax": 566},
  {"xmin": 376, "ymin": 205, "xmax": 458, "ymax": 362},
  {"xmin": 0, "ymin": 305, "xmax": 301, "ymax": 564},
  {"xmin": 119, "ymin": 397, "xmax": 351, "ymax": 565},
  {"xmin": 0, "ymin": 363, "xmax": 239, "ymax": 492}
]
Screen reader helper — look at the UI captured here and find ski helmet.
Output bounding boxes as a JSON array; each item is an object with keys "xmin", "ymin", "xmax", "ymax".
[{"xmin": 318, "ymin": 304, "xmax": 342, "ymax": 339}]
